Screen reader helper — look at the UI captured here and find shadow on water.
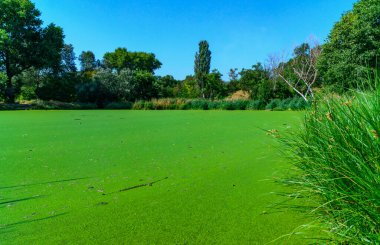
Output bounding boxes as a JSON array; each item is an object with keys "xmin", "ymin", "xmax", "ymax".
[
  {"xmin": 0, "ymin": 213, "xmax": 68, "ymax": 240},
  {"xmin": 0, "ymin": 195, "xmax": 46, "ymax": 208},
  {"xmin": 0, "ymin": 177, "xmax": 91, "ymax": 190},
  {"xmin": 2, "ymin": 212, "xmax": 68, "ymax": 229},
  {"xmin": 0, "ymin": 178, "xmax": 78, "ymax": 239}
]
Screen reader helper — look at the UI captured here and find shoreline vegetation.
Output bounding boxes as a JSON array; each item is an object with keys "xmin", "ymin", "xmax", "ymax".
[
  {"xmin": 0, "ymin": 97, "xmax": 310, "ymax": 111},
  {"xmin": 279, "ymin": 82, "xmax": 380, "ymax": 243}
]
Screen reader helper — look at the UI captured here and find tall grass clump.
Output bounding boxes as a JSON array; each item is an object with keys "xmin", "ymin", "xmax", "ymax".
[
  {"xmin": 265, "ymin": 99, "xmax": 282, "ymax": 110},
  {"xmin": 247, "ymin": 100, "xmax": 266, "ymax": 110},
  {"xmin": 281, "ymin": 85, "xmax": 380, "ymax": 243},
  {"xmin": 104, "ymin": 102, "xmax": 133, "ymax": 109}
]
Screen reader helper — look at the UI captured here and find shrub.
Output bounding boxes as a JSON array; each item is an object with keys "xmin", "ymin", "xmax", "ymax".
[
  {"xmin": 187, "ymin": 100, "xmax": 209, "ymax": 110},
  {"xmin": 132, "ymin": 100, "xmax": 145, "ymax": 110},
  {"xmin": 104, "ymin": 102, "xmax": 133, "ymax": 110},
  {"xmin": 149, "ymin": 98, "xmax": 185, "ymax": 110},
  {"xmin": 219, "ymin": 100, "xmax": 249, "ymax": 110},
  {"xmin": 278, "ymin": 98, "xmax": 293, "ymax": 110},
  {"xmin": 281, "ymin": 86, "xmax": 380, "ymax": 243},
  {"xmin": 265, "ymin": 99, "xmax": 281, "ymax": 110},
  {"xmin": 247, "ymin": 100, "xmax": 266, "ymax": 110},
  {"xmin": 76, "ymin": 81, "xmax": 102, "ymax": 104},
  {"xmin": 144, "ymin": 101, "xmax": 154, "ymax": 110},
  {"xmin": 31, "ymin": 100, "xmax": 97, "ymax": 110},
  {"xmin": 207, "ymin": 101, "xmax": 222, "ymax": 110},
  {"xmin": 19, "ymin": 85, "xmax": 37, "ymax": 101},
  {"xmin": 286, "ymin": 97, "xmax": 311, "ymax": 110},
  {"xmin": 287, "ymin": 97, "xmax": 300, "ymax": 110}
]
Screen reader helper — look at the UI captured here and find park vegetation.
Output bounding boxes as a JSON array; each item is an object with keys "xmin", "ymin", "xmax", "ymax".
[{"xmin": 1, "ymin": 0, "xmax": 378, "ymax": 111}]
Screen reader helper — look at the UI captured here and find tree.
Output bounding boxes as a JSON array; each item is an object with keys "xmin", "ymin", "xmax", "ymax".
[
  {"xmin": 239, "ymin": 63, "xmax": 270, "ymax": 99},
  {"xmin": 128, "ymin": 70, "xmax": 158, "ymax": 100},
  {"xmin": 155, "ymin": 75, "xmax": 179, "ymax": 98},
  {"xmin": 226, "ymin": 68, "xmax": 241, "ymax": 94},
  {"xmin": 36, "ymin": 73, "xmax": 79, "ymax": 102},
  {"xmin": 194, "ymin": 40, "xmax": 211, "ymax": 98},
  {"xmin": 0, "ymin": 72, "xmax": 6, "ymax": 101},
  {"xmin": 205, "ymin": 69, "xmax": 226, "ymax": 99},
  {"xmin": 103, "ymin": 48, "xmax": 128, "ymax": 72},
  {"xmin": 0, "ymin": 0, "xmax": 64, "ymax": 102},
  {"xmin": 61, "ymin": 44, "xmax": 77, "ymax": 73},
  {"xmin": 93, "ymin": 69, "xmax": 127, "ymax": 103},
  {"xmin": 103, "ymin": 48, "xmax": 162, "ymax": 73},
  {"xmin": 79, "ymin": 51, "xmax": 97, "ymax": 72},
  {"xmin": 228, "ymin": 68, "xmax": 239, "ymax": 81},
  {"xmin": 318, "ymin": 0, "xmax": 380, "ymax": 90},
  {"xmin": 270, "ymin": 40, "xmax": 321, "ymax": 102},
  {"xmin": 127, "ymin": 51, "xmax": 162, "ymax": 73},
  {"xmin": 178, "ymin": 75, "xmax": 201, "ymax": 98}
]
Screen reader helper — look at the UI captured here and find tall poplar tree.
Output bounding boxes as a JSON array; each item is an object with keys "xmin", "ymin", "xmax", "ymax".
[
  {"xmin": 61, "ymin": 44, "xmax": 77, "ymax": 73},
  {"xmin": 194, "ymin": 40, "xmax": 211, "ymax": 98}
]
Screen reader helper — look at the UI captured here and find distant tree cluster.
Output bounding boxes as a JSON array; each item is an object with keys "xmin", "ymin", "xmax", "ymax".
[{"xmin": 0, "ymin": 0, "xmax": 378, "ymax": 106}]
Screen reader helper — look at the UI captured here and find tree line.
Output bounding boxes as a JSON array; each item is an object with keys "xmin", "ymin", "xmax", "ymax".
[{"xmin": 0, "ymin": 0, "xmax": 379, "ymax": 106}]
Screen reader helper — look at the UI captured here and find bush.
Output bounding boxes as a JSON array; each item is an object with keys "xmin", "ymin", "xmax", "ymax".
[
  {"xmin": 104, "ymin": 102, "xmax": 133, "ymax": 110},
  {"xmin": 150, "ymin": 98, "xmax": 182, "ymax": 110},
  {"xmin": 144, "ymin": 101, "xmax": 154, "ymax": 110},
  {"xmin": 36, "ymin": 73, "xmax": 79, "ymax": 102},
  {"xmin": 265, "ymin": 99, "xmax": 281, "ymax": 110},
  {"xmin": 247, "ymin": 100, "xmax": 266, "ymax": 110},
  {"xmin": 281, "ymin": 86, "xmax": 380, "ymax": 243},
  {"xmin": 31, "ymin": 100, "xmax": 97, "ymax": 110},
  {"xmin": 129, "ymin": 98, "xmax": 308, "ymax": 111},
  {"xmin": 285, "ymin": 97, "xmax": 311, "ymax": 110},
  {"xmin": 132, "ymin": 100, "xmax": 146, "ymax": 110},
  {"xmin": 76, "ymin": 81, "xmax": 102, "ymax": 104},
  {"xmin": 187, "ymin": 100, "xmax": 209, "ymax": 110},
  {"xmin": 219, "ymin": 100, "xmax": 249, "ymax": 110},
  {"xmin": 278, "ymin": 98, "xmax": 293, "ymax": 110},
  {"xmin": 19, "ymin": 85, "xmax": 37, "ymax": 101},
  {"xmin": 207, "ymin": 101, "xmax": 222, "ymax": 110}
]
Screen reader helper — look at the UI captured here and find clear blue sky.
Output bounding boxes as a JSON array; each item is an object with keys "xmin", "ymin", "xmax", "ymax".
[{"xmin": 33, "ymin": 0, "xmax": 356, "ymax": 80}]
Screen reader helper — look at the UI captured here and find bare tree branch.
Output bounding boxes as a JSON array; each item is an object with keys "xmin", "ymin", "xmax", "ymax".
[{"xmin": 268, "ymin": 37, "xmax": 321, "ymax": 102}]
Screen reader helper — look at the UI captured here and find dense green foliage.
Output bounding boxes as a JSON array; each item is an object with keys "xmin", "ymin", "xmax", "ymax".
[
  {"xmin": 79, "ymin": 51, "xmax": 97, "ymax": 72},
  {"xmin": 282, "ymin": 83, "xmax": 380, "ymax": 243},
  {"xmin": 61, "ymin": 44, "xmax": 77, "ymax": 73},
  {"xmin": 318, "ymin": 0, "xmax": 380, "ymax": 91},
  {"xmin": 0, "ymin": 0, "xmax": 64, "ymax": 102},
  {"xmin": 103, "ymin": 47, "xmax": 162, "ymax": 73},
  {"xmin": 194, "ymin": 40, "xmax": 212, "ymax": 98},
  {"xmin": 0, "ymin": 110, "xmax": 311, "ymax": 244}
]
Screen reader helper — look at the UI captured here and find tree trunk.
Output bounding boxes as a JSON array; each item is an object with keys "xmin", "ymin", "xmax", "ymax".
[
  {"xmin": 5, "ymin": 76, "xmax": 15, "ymax": 103},
  {"xmin": 4, "ymin": 51, "xmax": 15, "ymax": 103}
]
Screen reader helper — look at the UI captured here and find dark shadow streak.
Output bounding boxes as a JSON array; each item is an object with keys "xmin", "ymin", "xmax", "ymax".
[
  {"xmin": 0, "ymin": 195, "xmax": 45, "ymax": 206},
  {"xmin": 1, "ymin": 213, "xmax": 67, "ymax": 229},
  {"xmin": 106, "ymin": 177, "xmax": 169, "ymax": 195},
  {"xmin": 0, "ymin": 177, "xmax": 91, "ymax": 190}
]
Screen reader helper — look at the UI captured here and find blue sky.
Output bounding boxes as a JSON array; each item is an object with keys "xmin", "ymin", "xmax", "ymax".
[{"xmin": 33, "ymin": 0, "xmax": 356, "ymax": 80}]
